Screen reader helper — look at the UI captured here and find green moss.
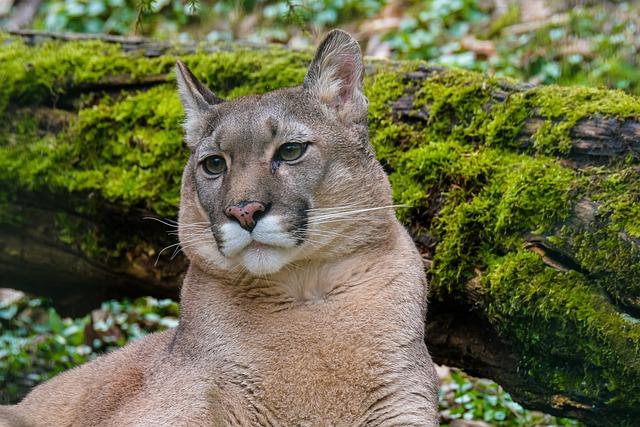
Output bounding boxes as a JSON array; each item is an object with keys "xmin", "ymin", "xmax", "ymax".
[
  {"xmin": 569, "ymin": 227, "xmax": 640, "ymax": 304},
  {"xmin": 484, "ymin": 251, "xmax": 640, "ymax": 415},
  {"xmin": 381, "ymin": 64, "xmax": 640, "ymax": 421},
  {"xmin": 388, "ymin": 135, "xmax": 575, "ymax": 294},
  {"xmin": 0, "ymin": 35, "xmax": 310, "ymax": 215},
  {"xmin": 364, "ymin": 60, "xmax": 427, "ymax": 221},
  {"xmin": 178, "ymin": 49, "xmax": 309, "ymax": 99},
  {"xmin": 433, "ymin": 156, "xmax": 573, "ymax": 292},
  {"xmin": 482, "ymin": 91, "xmax": 530, "ymax": 150},
  {"xmin": 400, "ymin": 66, "xmax": 640, "ymax": 157},
  {"xmin": 413, "ymin": 69, "xmax": 495, "ymax": 146},
  {"xmin": 366, "ymin": 61, "xmax": 424, "ymax": 153},
  {"xmin": 528, "ymin": 85, "xmax": 640, "ymax": 155},
  {"xmin": 0, "ymin": 36, "xmax": 171, "ymax": 111},
  {"xmin": 591, "ymin": 167, "xmax": 640, "ymax": 238}
]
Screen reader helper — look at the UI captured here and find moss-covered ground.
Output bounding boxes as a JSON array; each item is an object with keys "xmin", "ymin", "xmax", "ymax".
[{"xmin": 1, "ymin": 34, "xmax": 639, "ymax": 424}]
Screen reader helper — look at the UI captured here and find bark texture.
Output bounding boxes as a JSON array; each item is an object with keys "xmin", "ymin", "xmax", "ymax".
[{"xmin": 1, "ymin": 31, "xmax": 640, "ymax": 426}]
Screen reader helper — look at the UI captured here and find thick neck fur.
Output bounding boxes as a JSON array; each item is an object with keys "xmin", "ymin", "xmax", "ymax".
[
  {"xmin": 169, "ymin": 224, "xmax": 430, "ymax": 424},
  {"xmin": 176, "ymin": 220, "xmax": 421, "ymax": 343}
]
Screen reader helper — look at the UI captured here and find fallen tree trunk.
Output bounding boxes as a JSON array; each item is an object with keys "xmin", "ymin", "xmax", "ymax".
[{"xmin": 1, "ymin": 31, "xmax": 639, "ymax": 426}]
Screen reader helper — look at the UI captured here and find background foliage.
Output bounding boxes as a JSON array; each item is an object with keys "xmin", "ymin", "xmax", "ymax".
[
  {"xmin": 0, "ymin": 293, "xmax": 179, "ymax": 403},
  {"xmin": 3, "ymin": 0, "xmax": 639, "ymax": 93}
]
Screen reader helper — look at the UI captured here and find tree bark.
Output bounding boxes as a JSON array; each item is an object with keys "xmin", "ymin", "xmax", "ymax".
[{"xmin": 1, "ymin": 31, "xmax": 639, "ymax": 426}]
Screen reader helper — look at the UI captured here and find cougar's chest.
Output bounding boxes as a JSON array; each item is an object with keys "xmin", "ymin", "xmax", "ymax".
[{"xmin": 217, "ymin": 300, "xmax": 393, "ymax": 424}]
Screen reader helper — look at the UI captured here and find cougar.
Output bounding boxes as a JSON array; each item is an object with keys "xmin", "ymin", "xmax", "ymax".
[{"xmin": 1, "ymin": 29, "xmax": 439, "ymax": 426}]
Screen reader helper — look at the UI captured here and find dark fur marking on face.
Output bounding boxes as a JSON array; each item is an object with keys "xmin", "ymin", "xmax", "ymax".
[
  {"xmin": 271, "ymin": 160, "xmax": 281, "ymax": 174},
  {"xmin": 200, "ymin": 108, "xmax": 223, "ymax": 142},
  {"xmin": 267, "ymin": 116, "xmax": 278, "ymax": 138},
  {"xmin": 211, "ymin": 221, "xmax": 226, "ymax": 253},
  {"xmin": 291, "ymin": 202, "xmax": 309, "ymax": 246}
]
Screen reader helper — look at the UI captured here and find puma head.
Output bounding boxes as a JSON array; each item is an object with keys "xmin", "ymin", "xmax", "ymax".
[{"xmin": 176, "ymin": 29, "xmax": 394, "ymax": 276}]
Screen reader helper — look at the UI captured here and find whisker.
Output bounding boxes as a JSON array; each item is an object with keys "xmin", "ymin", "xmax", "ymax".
[
  {"xmin": 305, "ymin": 203, "xmax": 367, "ymax": 212},
  {"xmin": 307, "ymin": 204, "xmax": 408, "ymax": 222},
  {"xmin": 296, "ymin": 230, "xmax": 369, "ymax": 246},
  {"xmin": 169, "ymin": 226, "xmax": 212, "ymax": 236},
  {"xmin": 143, "ymin": 216, "xmax": 211, "ymax": 229},
  {"xmin": 170, "ymin": 237, "xmax": 213, "ymax": 260},
  {"xmin": 305, "ymin": 229, "xmax": 368, "ymax": 242},
  {"xmin": 154, "ymin": 234, "xmax": 213, "ymax": 265},
  {"xmin": 307, "ymin": 218, "xmax": 374, "ymax": 226},
  {"xmin": 143, "ymin": 217, "xmax": 180, "ymax": 227},
  {"xmin": 170, "ymin": 236, "xmax": 211, "ymax": 259},
  {"xmin": 172, "ymin": 224, "xmax": 211, "ymax": 230}
]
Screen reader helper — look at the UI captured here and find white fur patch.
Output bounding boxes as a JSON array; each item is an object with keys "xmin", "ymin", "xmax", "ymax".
[
  {"xmin": 252, "ymin": 216, "xmax": 297, "ymax": 248},
  {"xmin": 241, "ymin": 246, "xmax": 294, "ymax": 275},
  {"xmin": 219, "ymin": 222, "xmax": 252, "ymax": 257},
  {"xmin": 219, "ymin": 215, "xmax": 298, "ymax": 274}
]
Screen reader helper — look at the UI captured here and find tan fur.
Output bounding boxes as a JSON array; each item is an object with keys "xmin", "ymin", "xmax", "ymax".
[{"xmin": 1, "ymin": 30, "xmax": 439, "ymax": 426}]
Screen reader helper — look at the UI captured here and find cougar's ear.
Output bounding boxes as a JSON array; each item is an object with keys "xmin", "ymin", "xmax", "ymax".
[
  {"xmin": 303, "ymin": 29, "xmax": 367, "ymax": 125},
  {"xmin": 175, "ymin": 60, "xmax": 222, "ymax": 137}
]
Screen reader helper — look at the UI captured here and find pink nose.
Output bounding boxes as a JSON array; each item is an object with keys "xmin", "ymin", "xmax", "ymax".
[{"xmin": 225, "ymin": 201, "xmax": 266, "ymax": 231}]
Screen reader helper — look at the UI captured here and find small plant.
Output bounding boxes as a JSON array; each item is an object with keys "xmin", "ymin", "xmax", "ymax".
[
  {"xmin": 33, "ymin": 0, "xmax": 197, "ymax": 36},
  {"xmin": 439, "ymin": 368, "xmax": 581, "ymax": 426},
  {"xmin": 0, "ymin": 293, "xmax": 178, "ymax": 403}
]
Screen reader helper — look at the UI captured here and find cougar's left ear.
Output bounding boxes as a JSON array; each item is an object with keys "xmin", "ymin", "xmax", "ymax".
[
  {"xmin": 303, "ymin": 29, "xmax": 367, "ymax": 125},
  {"xmin": 175, "ymin": 60, "xmax": 223, "ymax": 140}
]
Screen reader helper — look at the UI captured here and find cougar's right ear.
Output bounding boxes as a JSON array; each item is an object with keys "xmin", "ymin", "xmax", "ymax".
[
  {"xmin": 175, "ymin": 61, "xmax": 223, "ymax": 140},
  {"xmin": 303, "ymin": 29, "xmax": 367, "ymax": 126}
]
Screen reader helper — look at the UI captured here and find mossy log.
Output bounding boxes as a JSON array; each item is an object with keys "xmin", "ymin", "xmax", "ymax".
[{"xmin": 1, "ymin": 31, "xmax": 639, "ymax": 426}]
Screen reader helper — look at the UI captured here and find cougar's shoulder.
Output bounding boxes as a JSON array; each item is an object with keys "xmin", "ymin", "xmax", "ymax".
[{"xmin": 6, "ymin": 330, "xmax": 175, "ymax": 426}]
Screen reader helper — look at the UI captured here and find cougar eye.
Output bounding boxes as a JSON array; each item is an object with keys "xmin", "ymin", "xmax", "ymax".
[
  {"xmin": 275, "ymin": 142, "xmax": 307, "ymax": 162},
  {"xmin": 202, "ymin": 155, "xmax": 227, "ymax": 175}
]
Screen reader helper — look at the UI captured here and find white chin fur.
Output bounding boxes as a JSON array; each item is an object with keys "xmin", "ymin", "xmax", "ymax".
[
  {"xmin": 219, "ymin": 215, "xmax": 298, "ymax": 274},
  {"xmin": 241, "ymin": 246, "xmax": 293, "ymax": 275}
]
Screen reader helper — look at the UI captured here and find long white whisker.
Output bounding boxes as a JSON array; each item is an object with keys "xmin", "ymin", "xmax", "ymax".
[
  {"xmin": 143, "ymin": 217, "xmax": 210, "ymax": 227},
  {"xmin": 178, "ymin": 224, "xmax": 213, "ymax": 229},
  {"xmin": 170, "ymin": 237, "xmax": 213, "ymax": 260},
  {"xmin": 170, "ymin": 234, "xmax": 213, "ymax": 258},
  {"xmin": 307, "ymin": 204, "xmax": 408, "ymax": 222},
  {"xmin": 296, "ymin": 229, "xmax": 369, "ymax": 246},
  {"xmin": 143, "ymin": 217, "xmax": 181, "ymax": 227},
  {"xmin": 305, "ymin": 229, "xmax": 367, "ymax": 242},
  {"xmin": 170, "ymin": 226, "xmax": 212, "ymax": 236},
  {"xmin": 310, "ymin": 203, "xmax": 407, "ymax": 213},
  {"xmin": 305, "ymin": 203, "xmax": 367, "ymax": 212},
  {"xmin": 155, "ymin": 234, "xmax": 213, "ymax": 265},
  {"xmin": 307, "ymin": 218, "xmax": 376, "ymax": 226}
]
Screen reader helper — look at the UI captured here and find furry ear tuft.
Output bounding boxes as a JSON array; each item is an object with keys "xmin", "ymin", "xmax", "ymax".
[
  {"xmin": 303, "ymin": 29, "xmax": 367, "ymax": 125},
  {"xmin": 175, "ymin": 61, "xmax": 222, "ymax": 136}
]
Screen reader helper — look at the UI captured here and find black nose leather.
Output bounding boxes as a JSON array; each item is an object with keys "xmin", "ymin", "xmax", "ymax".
[{"xmin": 225, "ymin": 201, "xmax": 266, "ymax": 231}]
